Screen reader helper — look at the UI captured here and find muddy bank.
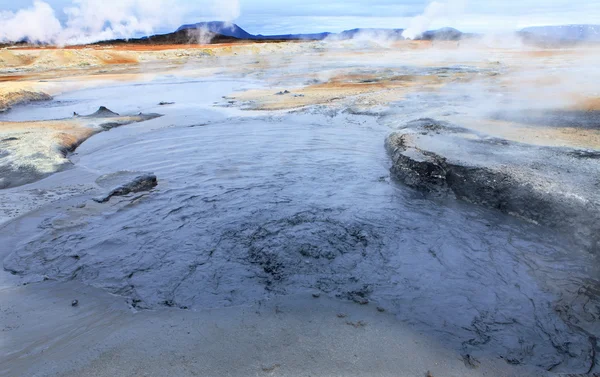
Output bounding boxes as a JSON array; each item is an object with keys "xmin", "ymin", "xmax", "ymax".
[
  {"xmin": 492, "ymin": 109, "xmax": 600, "ymax": 129},
  {"xmin": 0, "ymin": 107, "xmax": 161, "ymax": 189},
  {"xmin": 385, "ymin": 118, "xmax": 600, "ymax": 252},
  {"xmin": 1, "ymin": 281, "xmax": 540, "ymax": 377}
]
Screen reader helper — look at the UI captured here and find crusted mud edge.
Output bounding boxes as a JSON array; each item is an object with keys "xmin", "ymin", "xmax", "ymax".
[{"xmin": 384, "ymin": 121, "xmax": 600, "ymax": 252}]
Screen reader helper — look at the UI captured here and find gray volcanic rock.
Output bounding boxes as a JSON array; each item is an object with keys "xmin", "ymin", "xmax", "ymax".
[
  {"xmin": 385, "ymin": 118, "xmax": 600, "ymax": 252},
  {"xmin": 83, "ymin": 106, "xmax": 120, "ymax": 118},
  {"xmin": 93, "ymin": 173, "xmax": 158, "ymax": 203}
]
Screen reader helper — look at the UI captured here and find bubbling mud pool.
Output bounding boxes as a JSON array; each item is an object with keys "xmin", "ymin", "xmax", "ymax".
[{"xmin": 1, "ymin": 76, "xmax": 599, "ymax": 375}]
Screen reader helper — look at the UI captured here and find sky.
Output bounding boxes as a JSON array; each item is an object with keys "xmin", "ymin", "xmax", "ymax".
[{"xmin": 0, "ymin": 0, "xmax": 598, "ymax": 41}]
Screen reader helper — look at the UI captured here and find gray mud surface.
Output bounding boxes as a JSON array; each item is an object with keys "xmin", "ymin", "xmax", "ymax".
[
  {"xmin": 1, "ymin": 70, "xmax": 599, "ymax": 376},
  {"xmin": 2, "ymin": 104, "xmax": 599, "ymax": 374}
]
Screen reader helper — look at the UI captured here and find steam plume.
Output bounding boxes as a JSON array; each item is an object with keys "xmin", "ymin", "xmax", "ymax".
[{"xmin": 402, "ymin": 0, "xmax": 466, "ymax": 39}]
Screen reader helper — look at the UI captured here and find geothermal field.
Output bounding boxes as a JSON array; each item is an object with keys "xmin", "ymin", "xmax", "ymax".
[{"xmin": 0, "ymin": 6, "xmax": 599, "ymax": 377}]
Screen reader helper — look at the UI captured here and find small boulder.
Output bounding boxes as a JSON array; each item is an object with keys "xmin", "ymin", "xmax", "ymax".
[{"xmin": 93, "ymin": 173, "xmax": 158, "ymax": 203}]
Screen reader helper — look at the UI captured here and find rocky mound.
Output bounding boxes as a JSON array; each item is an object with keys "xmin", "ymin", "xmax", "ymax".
[{"xmin": 385, "ymin": 118, "xmax": 600, "ymax": 252}]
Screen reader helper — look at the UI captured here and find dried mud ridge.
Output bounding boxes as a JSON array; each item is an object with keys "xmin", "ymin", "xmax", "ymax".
[
  {"xmin": 385, "ymin": 118, "xmax": 600, "ymax": 252},
  {"xmin": 0, "ymin": 90, "xmax": 52, "ymax": 113},
  {"xmin": 0, "ymin": 106, "xmax": 161, "ymax": 189}
]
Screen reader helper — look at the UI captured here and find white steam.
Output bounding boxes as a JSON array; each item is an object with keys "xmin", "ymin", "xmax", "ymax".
[
  {"xmin": 0, "ymin": 1, "xmax": 63, "ymax": 43},
  {"xmin": 0, "ymin": 0, "xmax": 240, "ymax": 45},
  {"xmin": 402, "ymin": 0, "xmax": 466, "ymax": 39}
]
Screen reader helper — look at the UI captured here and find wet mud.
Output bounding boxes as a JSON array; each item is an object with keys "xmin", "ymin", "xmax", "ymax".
[{"xmin": 2, "ymin": 108, "xmax": 599, "ymax": 374}]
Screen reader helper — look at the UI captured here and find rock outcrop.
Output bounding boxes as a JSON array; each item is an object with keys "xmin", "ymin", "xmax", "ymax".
[
  {"xmin": 385, "ymin": 118, "xmax": 600, "ymax": 252},
  {"xmin": 93, "ymin": 173, "xmax": 158, "ymax": 203}
]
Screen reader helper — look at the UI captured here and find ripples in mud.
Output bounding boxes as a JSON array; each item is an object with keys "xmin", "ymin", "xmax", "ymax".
[{"xmin": 3, "ymin": 111, "xmax": 599, "ymax": 374}]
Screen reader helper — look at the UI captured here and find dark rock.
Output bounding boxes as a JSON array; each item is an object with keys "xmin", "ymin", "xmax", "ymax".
[
  {"xmin": 345, "ymin": 320, "xmax": 367, "ymax": 328},
  {"xmin": 385, "ymin": 119, "xmax": 600, "ymax": 252},
  {"xmin": 158, "ymin": 101, "xmax": 175, "ymax": 106},
  {"xmin": 71, "ymin": 299, "xmax": 79, "ymax": 307},
  {"xmin": 85, "ymin": 106, "xmax": 120, "ymax": 118},
  {"xmin": 93, "ymin": 173, "xmax": 158, "ymax": 203},
  {"xmin": 343, "ymin": 286, "xmax": 372, "ymax": 305},
  {"xmin": 462, "ymin": 354, "xmax": 480, "ymax": 369}
]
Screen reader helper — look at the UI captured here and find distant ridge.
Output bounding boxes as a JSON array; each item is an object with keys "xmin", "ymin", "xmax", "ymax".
[
  {"xmin": 170, "ymin": 22, "xmax": 470, "ymax": 42},
  {"xmin": 334, "ymin": 28, "xmax": 405, "ymax": 40},
  {"xmin": 519, "ymin": 25, "xmax": 600, "ymax": 45},
  {"xmin": 176, "ymin": 21, "xmax": 255, "ymax": 39},
  {"xmin": 177, "ymin": 21, "xmax": 332, "ymax": 41},
  {"xmin": 11, "ymin": 21, "xmax": 599, "ymax": 47}
]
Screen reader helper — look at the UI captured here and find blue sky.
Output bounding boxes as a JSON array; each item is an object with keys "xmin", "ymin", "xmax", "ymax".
[{"xmin": 1, "ymin": 0, "xmax": 598, "ymax": 35}]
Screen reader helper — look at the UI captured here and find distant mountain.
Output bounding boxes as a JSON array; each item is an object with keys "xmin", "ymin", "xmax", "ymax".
[
  {"xmin": 170, "ymin": 23, "xmax": 470, "ymax": 42},
  {"xmin": 419, "ymin": 27, "xmax": 466, "ymax": 41},
  {"xmin": 255, "ymin": 32, "xmax": 332, "ymax": 41},
  {"xmin": 89, "ymin": 22, "xmax": 475, "ymax": 47},
  {"xmin": 519, "ymin": 25, "xmax": 600, "ymax": 45},
  {"xmin": 92, "ymin": 28, "xmax": 242, "ymax": 46},
  {"xmin": 334, "ymin": 28, "xmax": 405, "ymax": 40},
  {"xmin": 176, "ymin": 21, "xmax": 331, "ymax": 41},
  {"xmin": 176, "ymin": 21, "xmax": 255, "ymax": 39}
]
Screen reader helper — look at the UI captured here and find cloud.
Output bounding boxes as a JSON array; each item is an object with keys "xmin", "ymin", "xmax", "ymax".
[
  {"xmin": 0, "ymin": 1, "xmax": 62, "ymax": 43},
  {"xmin": 0, "ymin": 0, "xmax": 240, "ymax": 45}
]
